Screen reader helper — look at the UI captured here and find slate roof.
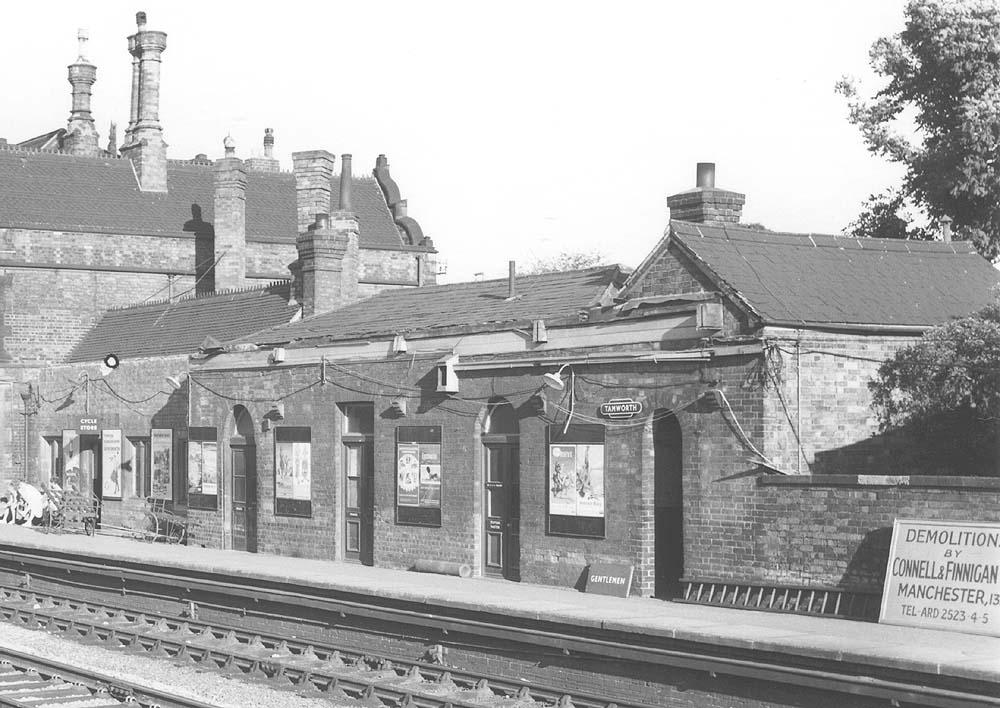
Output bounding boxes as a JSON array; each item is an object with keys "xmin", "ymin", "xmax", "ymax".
[
  {"xmin": 66, "ymin": 281, "xmax": 299, "ymax": 363},
  {"xmin": 0, "ymin": 148, "xmax": 404, "ymax": 248},
  {"xmin": 243, "ymin": 266, "xmax": 625, "ymax": 346},
  {"xmin": 668, "ymin": 220, "xmax": 1000, "ymax": 327}
]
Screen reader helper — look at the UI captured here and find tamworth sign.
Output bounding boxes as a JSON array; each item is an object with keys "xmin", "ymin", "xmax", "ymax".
[{"xmin": 880, "ymin": 519, "xmax": 1000, "ymax": 637}]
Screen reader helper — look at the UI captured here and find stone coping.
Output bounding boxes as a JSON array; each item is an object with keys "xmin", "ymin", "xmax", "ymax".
[{"xmin": 758, "ymin": 474, "xmax": 1000, "ymax": 490}]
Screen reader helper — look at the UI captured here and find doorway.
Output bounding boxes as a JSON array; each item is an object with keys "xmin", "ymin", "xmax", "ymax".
[
  {"xmin": 654, "ymin": 411, "xmax": 683, "ymax": 598},
  {"xmin": 229, "ymin": 406, "xmax": 257, "ymax": 553},
  {"xmin": 482, "ymin": 399, "xmax": 520, "ymax": 581},
  {"xmin": 342, "ymin": 404, "xmax": 374, "ymax": 565}
]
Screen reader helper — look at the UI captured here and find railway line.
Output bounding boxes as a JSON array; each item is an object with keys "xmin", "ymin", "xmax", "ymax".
[
  {"xmin": 0, "ymin": 542, "xmax": 996, "ymax": 708},
  {"xmin": 0, "ymin": 646, "xmax": 224, "ymax": 708}
]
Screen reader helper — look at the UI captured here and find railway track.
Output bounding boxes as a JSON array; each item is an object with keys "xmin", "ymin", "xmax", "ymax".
[
  {"xmin": 0, "ymin": 646, "xmax": 223, "ymax": 708},
  {"xmin": 0, "ymin": 587, "xmax": 639, "ymax": 708}
]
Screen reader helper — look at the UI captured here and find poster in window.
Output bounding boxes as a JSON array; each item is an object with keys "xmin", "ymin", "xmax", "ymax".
[
  {"xmin": 150, "ymin": 429, "xmax": 173, "ymax": 500},
  {"xmin": 62, "ymin": 430, "xmax": 80, "ymax": 493},
  {"xmin": 548, "ymin": 445, "xmax": 578, "ymax": 516},
  {"xmin": 397, "ymin": 444, "xmax": 421, "ymax": 507},
  {"xmin": 101, "ymin": 429, "xmax": 123, "ymax": 499},
  {"xmin": 418, "ymin": 443, "xmax": 442, "ymax": 507},
  {"xmin": 274, "ymin": 428, "xmax": 311, "ymax": 516},
  {"xmin": 187, "ymin": 441, "xmax": 218, "ymax": 496}
]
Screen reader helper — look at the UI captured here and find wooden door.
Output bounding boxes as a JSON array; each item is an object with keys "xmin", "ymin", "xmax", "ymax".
[
  {"xmin": 343, "ymin": 439, "xmax": 374, "ymax": 565},
  {"xmin": 230, "ymin": 442, "xmax": 257, "ymax": 553},
  {"xmin": 654, "ymin": 413, "xmax": 683, "ymax": 598},
  {"xmin": 484, "ymin": 442, "xmax": 520, "ymax": 580}
]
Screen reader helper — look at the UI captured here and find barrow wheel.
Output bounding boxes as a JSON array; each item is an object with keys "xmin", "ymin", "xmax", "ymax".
[{"xmin": 83, "ymin": 518, "xmax": 95, "ymax": 536}]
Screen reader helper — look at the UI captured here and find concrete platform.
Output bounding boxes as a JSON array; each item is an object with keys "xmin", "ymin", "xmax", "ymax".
[{"xmin": 0, "ymin": 525, "xmax": 996, "ymax": 684}]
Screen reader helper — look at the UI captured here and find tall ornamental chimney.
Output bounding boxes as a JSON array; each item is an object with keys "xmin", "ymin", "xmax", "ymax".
[
  {"xmin": 121, "ymin": 11, "xmax": 168, "ymax": 192},
  {"xmin": 213, "ymin": 137, "xmax": 248, "ymax": 291},
  {"xmin": 245, "ymin": 128, "xmax": 280, "ymax": 172},
  {"xmin": 292, "ymin": 150, "xmax": 335, "ymax": 234},
  {"xmin": 666, "ymin": 162, "xmax": 745, "ymax": 224},
  {"xmin": 64, "ymin": 29, "xmax": 100, "ymax": 157},
  {"xmin": 295, "ymin": 211, "xmax": 360, "ymax": 317}
]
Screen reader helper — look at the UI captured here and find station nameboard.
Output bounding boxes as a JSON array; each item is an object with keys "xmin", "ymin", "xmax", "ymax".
[
  {"xmin": 599, "ymin": 398, "xmax": 642, "ymax": 420},
  {"xmin": 880, "ymin": 519, "xmax": 1000, "ymax": 637}
]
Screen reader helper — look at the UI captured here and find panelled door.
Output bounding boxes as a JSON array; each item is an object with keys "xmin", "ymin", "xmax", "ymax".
[
  {"xmin": 230, "ymin": 438, "xmax": 257, "ymax": 553},
  {"xmin": 483, "ymin": 441, "xmax": 520, "ymax": 580},
  {"xmin": 343, "ymin": 404, "xmax": 375, "ymax": 565},
  {"xmin": 343, "ymin": 438, "xmax": 374, "ymax": 564}
]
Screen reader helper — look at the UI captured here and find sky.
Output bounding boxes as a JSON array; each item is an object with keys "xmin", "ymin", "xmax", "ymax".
[{"xmin": 2, "ymin": 1, "xmax": 911, "ymax": 283}]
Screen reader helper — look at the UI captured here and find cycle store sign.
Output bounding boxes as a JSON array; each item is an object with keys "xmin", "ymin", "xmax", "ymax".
[{"xmin": 880, "ymin": 519, "xmax": 1000, "ymax": 636}]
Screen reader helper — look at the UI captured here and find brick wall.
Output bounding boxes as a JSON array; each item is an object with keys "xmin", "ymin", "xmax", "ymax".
[
  {"xmin": 744, "ymin": 476, "xmax": 1000, "ymax": 591},
  {"xmin": 23, "ymin": 356, "xmax": 190, "ymax": 529},
  {"xmin": 189, "ymin": 351, "xmax": 767, "ymax": 597},
  {"xmin": 758, "ymin": 328, "xmax": 958, "ymax": 475}
]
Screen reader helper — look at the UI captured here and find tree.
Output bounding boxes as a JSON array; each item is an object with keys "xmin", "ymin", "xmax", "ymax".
[
  {"xmin": 837, "ymin": 0, "xmax": 1000, "ymax": 258},
  {"xmin": 522, "ymin": 250, "xmax": 606, "ymax": 274},
  {"xmin": 869, "ymin": 289, "xmax": 1000, "ymax": 472}
]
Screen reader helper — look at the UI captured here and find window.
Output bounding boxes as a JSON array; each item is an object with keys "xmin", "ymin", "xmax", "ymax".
[
  {"xmin": 547, "ymin": 424, "xmax": 606, "ymax": 538},
  {"xmin": 396, "ymin": 426, "xmax": 442, "ymax": 527},
  {"xmin": 275, "ymin": 427, "xmax": 311, "ymax": 517},
  {"xmin": 128, "ymin": 437, "xmax": 151, "ymax": 499},
  {"xmin": 187, "ymin": 427, "xmax": 218, "ymax": 510}
]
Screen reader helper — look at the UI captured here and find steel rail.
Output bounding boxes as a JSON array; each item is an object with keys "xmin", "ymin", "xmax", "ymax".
[
  {"xmin": 1, "ymin": 548, "xmax": 997, "ymax": 707},
  {"xmin": 0, "ymin": 647, "xmax": 228, "ymax": 708}
]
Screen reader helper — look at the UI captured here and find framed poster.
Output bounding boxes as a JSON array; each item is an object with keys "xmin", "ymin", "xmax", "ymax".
[
  {"xmin": 396, "ymin": 426, "xmax": 442, "ymax": 526},
  {"xmin": 547, "ymin": 424, "xmax": 606, "ymax": 537},
  {"xmin": 188, "ymin": 427, "xmax": 218, "ymax": 510},
  {"xmin": 150, "ymin": 428, "xmax": 173, "ymax": 501},
  {"xmin": 62, "ymin": 429, "xmax": 80, "ymax": 493},
  {"xmin": 101, "ymin": 429, "xmax": 123, "ymax": 499},
  {"xmin": 275, "ymin": 427, "xmax": 311, "ymax": 517}
]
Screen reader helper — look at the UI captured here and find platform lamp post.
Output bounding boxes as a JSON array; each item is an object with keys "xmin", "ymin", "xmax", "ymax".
[{"xmin": 19, "ymin": 384, "xmax": 38, "ymax": 481}]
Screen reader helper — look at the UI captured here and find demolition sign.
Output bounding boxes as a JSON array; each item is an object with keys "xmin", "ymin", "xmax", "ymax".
[{"xmin": 599, "ymin": 398, "xmax": 642, "ymax": 420}]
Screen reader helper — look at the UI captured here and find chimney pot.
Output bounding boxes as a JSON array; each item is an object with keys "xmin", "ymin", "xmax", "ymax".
[
  {"xmin": 696, "ymin": 162, "xmax": 715, "ymax": 189},
  {"xmin": 339, "ymin": 154, "xmax": 353, "ymax": 212},
  {"xmin": 315, "ymin": 213, "xmax": 330, "ymax": 230},
  {"xmin": 136, "ymin": 11, "xmax": 147, "ymax": 27},
  {"xmin": 508, "ymin": 260, "xmax": 516, "ymax": 299},
  {"xmin": 940, "ymin": 215, "xmax": 953, "ymax": 243}
]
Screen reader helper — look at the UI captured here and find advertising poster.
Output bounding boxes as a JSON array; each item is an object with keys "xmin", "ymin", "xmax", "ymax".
[
  {"xmin": 549, "ymin": 443, "xmax": 606, "ymax": 517},
  {"xmin": 292, "ymin": 442, "xmax": 311, "ymax": 500},
  {"xmin": 150, "ymin": 428, "xmax": 173, "ymax": 500},
  {"xmin": 101, "ymin": 429, "xmax": 123, "ymax": 499},
  {"xmin": 188, "ymin": 442, "xmax": 203, "ymax": 493},
  {"xmin": 201, "ymin": 442, "xmax": 218, "ymax": 495},
  {"xmin": 548, "ymin": 445, "xmax": 578, "ymax": 516},
  {"xmin": 62, "ymin": 429, "xmax": 80, "ymax": 492},
  {"xmin": 880, "ymin": 519, "xmax": 1000, "ymax": 637},
  {"xmin": 397, "ymin": 444, "xmax": 420, "ymax": 507},
  {"xmin": 418, "ymin": 443, "xmax": 441, "ymax": 508},
  {"xmin": 276, "ymin": 441, "xmax": 311, "ymax": 501}
]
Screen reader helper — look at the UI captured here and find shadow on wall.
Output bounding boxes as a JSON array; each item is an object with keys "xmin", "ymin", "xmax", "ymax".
[
  {"xmin": 812, "ymin": 411, "xmax": 1000, "ymax": 477},
  {"xmin": 839, "ymin": 526, "xmax": 894, "ymax": 592}
]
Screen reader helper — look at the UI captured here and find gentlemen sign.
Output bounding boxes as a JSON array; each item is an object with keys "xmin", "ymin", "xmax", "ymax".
[
  {"xmin": 586, "ymin": 562, "xmax": 634, "ymax": 597},
  {"xmin": 880, "ymin": 519, "xmax": 1000, "ymax": 636},
  {"xmin": 599, "ymin": 398, "xmax": 642, "ymax": 420}
]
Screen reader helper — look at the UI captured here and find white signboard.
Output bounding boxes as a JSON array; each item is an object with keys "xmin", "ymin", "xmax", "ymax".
[{"xmin": 880, "ymin": 519, "xmax": 1000, "ymax": 637}]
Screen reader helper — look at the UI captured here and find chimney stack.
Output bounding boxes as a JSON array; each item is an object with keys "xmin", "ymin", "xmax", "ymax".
[
  {"xmin": 121, "ymin": 11, "xmax": 168, "ymax": 192},
  {"xmin": 213, "ymin": 138, "xmax": 248, "ymax": 291},
  {"xmin": 64, "ymin": 29, "xmax": 101, "ymax": 157},
  {"xmin": 246, "ymin": 128, "xmax": 280, "ymax": 173},
  {"xmin": 339, "ymin": 154, "xmax": 353, "ymax": 211},
  {"xmin": 295, "ymin": 211, "xmax": 360, "ymax": 317},
  {"xmin": 666, "ymin": 162, "xmax": 745, "ymax": 224},
  {"xmin": 292, "ymin": 150, "xmax": 335, "ymax": 235},
  {"xmin": 940, "ymin": 215, "xmax": 953, "ymax": 243}
]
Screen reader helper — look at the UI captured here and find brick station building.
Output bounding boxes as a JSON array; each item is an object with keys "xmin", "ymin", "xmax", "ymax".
[
  {"xmin": 1, "ymin": 13, "xmax": 436, "ymax": 503},
  {"xmin": 165, "ymin": 166, "xmax": 996, "ymax": 597}
]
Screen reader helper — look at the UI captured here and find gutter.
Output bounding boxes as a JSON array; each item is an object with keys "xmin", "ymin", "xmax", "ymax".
[
  {"xmin": 764, "ymin": 320, "xmax": 930, "ymax": 335},
  {"xmin": 454, "ymin": 343, "xmax": 763, "ymax": 372}
]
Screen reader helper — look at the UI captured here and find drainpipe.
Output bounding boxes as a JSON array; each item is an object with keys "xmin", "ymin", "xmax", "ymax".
[{"xmin": 796, "ymin": 337, "xmax": 802, "ymax": 475}]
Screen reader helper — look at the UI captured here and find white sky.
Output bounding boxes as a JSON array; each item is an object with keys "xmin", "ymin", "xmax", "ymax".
[{"xmin": 2, "ymin": 1, "xmax": 909, "ymax": 283}]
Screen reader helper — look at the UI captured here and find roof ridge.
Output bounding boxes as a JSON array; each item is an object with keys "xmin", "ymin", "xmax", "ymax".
[
  {"xmin": 0, "ymin": 143, "xmax": 123, "ymax": 160},
  {"xmin": 108, "ymin": 280, "xmax": 290, "ymax": 313}
]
